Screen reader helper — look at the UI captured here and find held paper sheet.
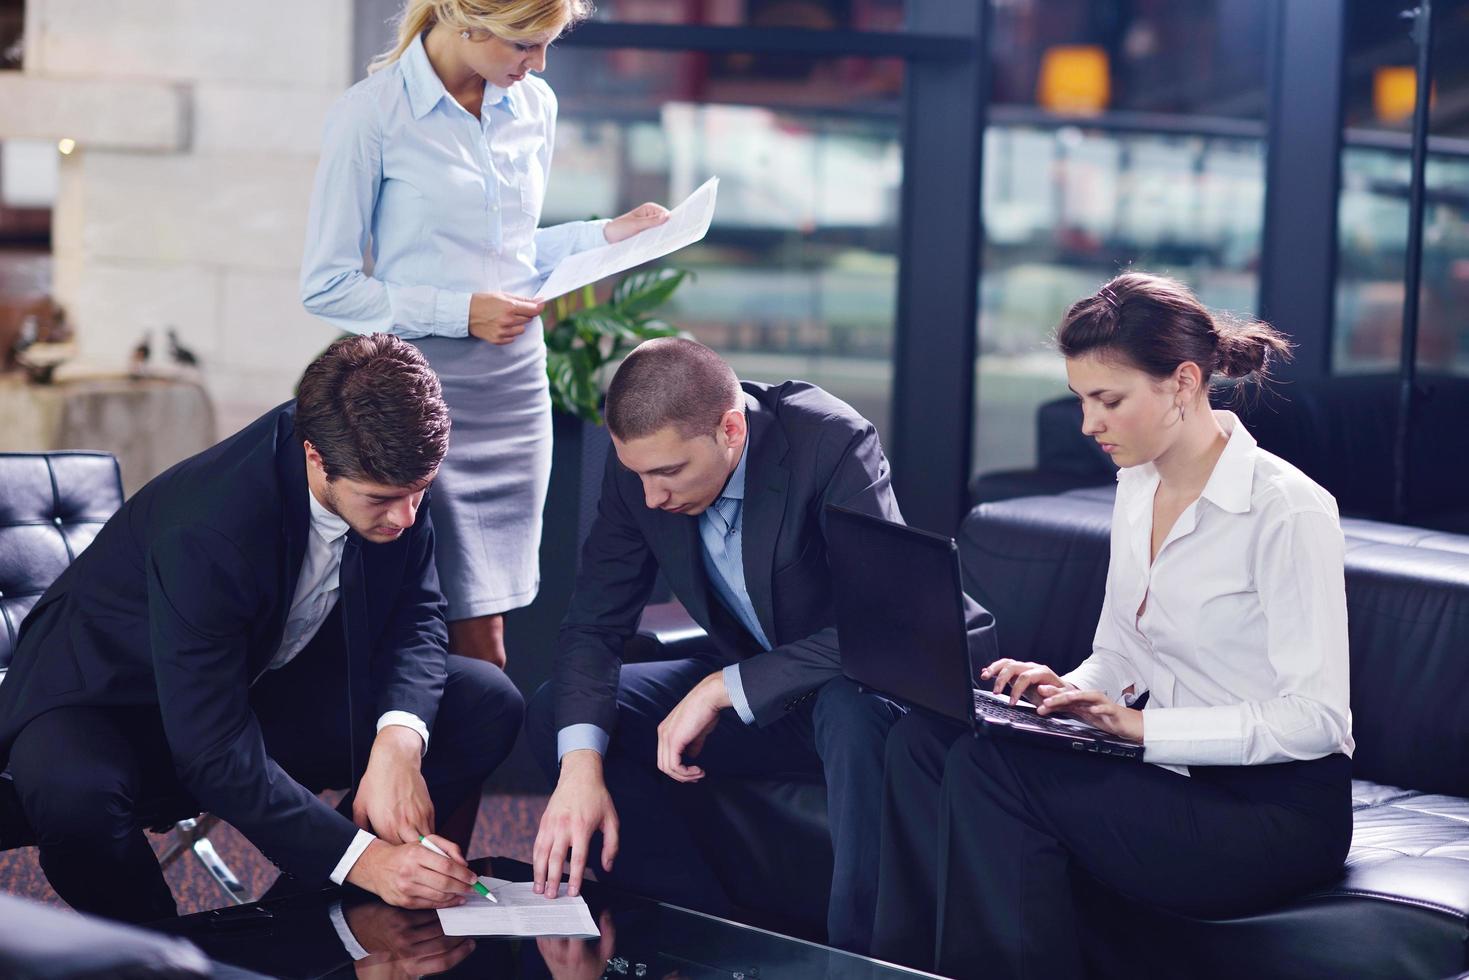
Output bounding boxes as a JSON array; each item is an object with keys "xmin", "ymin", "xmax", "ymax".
[
  {"xmin": 533, "ymin": 176, "xmax": 719, "ymax": 301},
  {"xmin": 436, "ymin": 877, "xmax": 600, "ymax": 938}
]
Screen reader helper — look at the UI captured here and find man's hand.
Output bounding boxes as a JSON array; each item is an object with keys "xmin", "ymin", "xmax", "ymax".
[
  {"xmin": 1036, "ymin": 685, "xmax": 1144, "ymax": 742},
  {"xmin": 469, "ymin": 291, "xmax": 544, "ymax": 345},
  {"xmin": 533, "ymin": 750, "xmax": 619, "ymax": 900},
  {"xmin": 656, "ymin": 671, "xmax": 729, "ymax": 783},
  {"xmin": 980, "ymin": 658, "xmax": 1075, "ymax": 706},
  {"xmin": 537, "ymin": 909, "xmax": 616, "ymax": 980},
  {"xmin": 603, "ymin": 202, "xmax": 670, "ymax": 244},
  {"xmin": 345, "ymin": 837, "xmax": 476, "ymax": 909},
  {"xmin": 354, "ymin": 725, "xmax": 434, "ymax": 844}
]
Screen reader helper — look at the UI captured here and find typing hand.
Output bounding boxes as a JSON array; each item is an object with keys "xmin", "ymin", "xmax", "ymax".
[
  {"xmin": 656, "ymin": 672, "xmax": 729, "ymax": 783},
  {"xmin": 537, "ymin": 909, "xmax": 616, "ymax": 980},
  {"xmin": 603, "ymin": 202, "xmax": 670, "ymax": 244},
  {"xmin": 1036, "ymin": 686, "xmax": 1144, "ymax": 742},
  {"xmin": 980, "ymin": 658, "xmax": 1073, "ymax": 707},
  {"xmin": 345, "ymin": 838, "xmax": 476, "ymax": 910},
  {"xmin": 533, "ymin": 751, "xmax": 620, "ymax": 899},
  {"xmin": 354, "ymin": 726, "xmax": 434, "ymax": 844},
  {"xmin": 469, "ymin": 291, "xmax": 544, "ymax": 345}
]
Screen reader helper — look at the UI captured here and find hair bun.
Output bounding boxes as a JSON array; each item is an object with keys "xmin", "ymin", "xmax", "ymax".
[{"xmin": 1215, "ymin": 321, "xmax": 1288, "ymax": 379}]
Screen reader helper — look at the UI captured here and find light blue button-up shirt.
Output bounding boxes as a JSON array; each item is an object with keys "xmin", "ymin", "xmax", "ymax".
[
  {"xmin": 557, "ymin": 433, "xmax": 766, "ymax": 762},
  {"xmin": 300, "ymin": 32, "xmax": 606, "ymax": 343}
]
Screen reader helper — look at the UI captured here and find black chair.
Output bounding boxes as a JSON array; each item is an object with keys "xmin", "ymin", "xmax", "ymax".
[{"xmin": 0, "ymin": 451, "xmax": 249, "ymax": 907}]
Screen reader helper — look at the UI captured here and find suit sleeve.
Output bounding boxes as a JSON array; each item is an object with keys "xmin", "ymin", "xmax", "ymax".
[
  {"xmin": 147, "ymin": 524, "xmax": 360, "ymax": 884},
  {"xmin": 737, "ymin": 420, "xmax": 998, "ymax": 726},
  {"xmin": 553, "ymin": 453, "xmax": 660, "ymax": 736},
  {"xmin": 370, "ymin": 509, "xmax": 450, "ymax": 733}
]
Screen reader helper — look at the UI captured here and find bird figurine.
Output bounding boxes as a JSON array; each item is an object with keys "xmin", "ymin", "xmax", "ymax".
[
  {"xmin": 130, "ymin": 330, "xmax": 152, "ymax": 376},
  {"xmin": 167, "ymin": 328, "xmax": 199, "ymax": 368}
]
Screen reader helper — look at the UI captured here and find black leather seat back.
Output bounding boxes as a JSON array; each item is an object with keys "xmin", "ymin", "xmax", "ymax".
[
  {"xmin": 962, "ymin": 493, "xmax": 1469, "ymax": 796},
  {"xmin": 0, "ymin": 453, "xmax": 123, "ymax": 672}
]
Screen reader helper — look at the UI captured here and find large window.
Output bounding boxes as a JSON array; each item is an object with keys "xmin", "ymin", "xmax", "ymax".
[
  {"xmin": 588, "ymin": 0, "xmax": 905, "ymax": 30},
  {"xmin": 1334, "ymin": 0, "xmax": 1469, "ymax": 377},
  {"xmin": 971, "ymin": 0, "xmax": 1269, "ymax": 482},
  {"xmin": 543, "ymin": 48, "xmax": 904, "ymax": 434}
]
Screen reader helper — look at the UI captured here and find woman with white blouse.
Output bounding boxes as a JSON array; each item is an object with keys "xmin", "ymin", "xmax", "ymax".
[
  {"xmin": 872, "ymin": 272, "xmax": 1355, "ymax": 978},
  {"xmin": 301, "ymin": 0, "xmax": 669, "ymax": 667}
]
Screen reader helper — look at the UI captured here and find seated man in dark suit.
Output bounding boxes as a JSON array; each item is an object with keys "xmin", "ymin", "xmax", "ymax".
[
  {"xmin": 525, "ymin": 338, "xmax": 996, "ymax": 953},
  {"xmin": 0, "ymin": 334, "xmax": 523, "ymax": 923}
]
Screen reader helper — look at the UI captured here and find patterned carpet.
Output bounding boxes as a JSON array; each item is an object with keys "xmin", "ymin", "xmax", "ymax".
[{"xmin": 0, "ymin": 792, "xmax": 549, "ymax": 915}]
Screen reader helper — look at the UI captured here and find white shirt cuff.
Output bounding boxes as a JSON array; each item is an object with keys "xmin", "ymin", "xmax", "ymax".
[
  {"xmin": 377, "ymin": 711, "xmax": 429, "ymax": 755},
  {"xmin": 330, "ymin": 828, "xmax": 376, "ymax": 886},
  {"xmin": 328, "ymin": 899, "xmax": 371, "ymax": 961},
  {"xmin": 722, "ymin": 664, "xmax": 756, "ymax": 725},
  {"xmin": 557, "ymin": 723, "xmax": 610, "ymax": 761}
]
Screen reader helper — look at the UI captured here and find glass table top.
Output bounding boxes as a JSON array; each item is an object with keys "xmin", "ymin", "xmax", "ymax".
[{"xmin": 151, "ymin": 856, "xmax": 943, "ymax": 979}]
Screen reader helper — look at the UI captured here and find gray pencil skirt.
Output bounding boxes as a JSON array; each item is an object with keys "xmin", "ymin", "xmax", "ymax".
[{"xmin": 411, "ymin": 333, "xmax": 552, "ymax": 621}]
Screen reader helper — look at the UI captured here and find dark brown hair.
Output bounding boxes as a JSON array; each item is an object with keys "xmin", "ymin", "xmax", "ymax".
[
  {"xmin": 1056, "ymin": 272, "xmax": 1292, "ymax": 384},
  {"xmin": 295, "ymin": 334, "xmax": 450, "ymax": 486},
  {"xmin": 605, "ymin": 337, "xmax": 742, "ymax": 441}
]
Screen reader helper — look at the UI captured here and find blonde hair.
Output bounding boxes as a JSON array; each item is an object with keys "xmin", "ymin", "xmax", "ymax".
[{"xmin": 368, "ymin": 0, "xmax": 593, "ymax": 73}]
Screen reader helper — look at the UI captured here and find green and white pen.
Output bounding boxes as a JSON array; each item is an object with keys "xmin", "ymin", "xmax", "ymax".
[{"xmin": 418, "ymin": 835, "xmax": 497, "ymax": 903}]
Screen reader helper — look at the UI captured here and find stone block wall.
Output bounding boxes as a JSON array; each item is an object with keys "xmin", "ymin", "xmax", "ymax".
[{"xmin": 2, "ymin": 0, "xmax": 356, "ymax": 438}]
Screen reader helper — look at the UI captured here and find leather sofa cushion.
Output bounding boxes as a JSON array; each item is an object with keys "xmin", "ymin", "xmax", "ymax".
[
  {"xmin": 1080, "ymin": 778, "xmax": 1469, "ymax": 980},
  {"xmin": 0, "ymin": 452, "xmax": 122, "ymax": 672}
]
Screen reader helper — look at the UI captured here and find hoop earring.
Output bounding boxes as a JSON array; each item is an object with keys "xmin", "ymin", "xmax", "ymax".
[{"xmin": 1177, "ymin": 403, "xmax": 1186, "ymax": 424}]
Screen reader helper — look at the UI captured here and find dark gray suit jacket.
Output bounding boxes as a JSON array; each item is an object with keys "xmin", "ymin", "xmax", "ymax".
[{"xmin": 554, "ymin": 380, "xmax": 997, "ymax": 734}]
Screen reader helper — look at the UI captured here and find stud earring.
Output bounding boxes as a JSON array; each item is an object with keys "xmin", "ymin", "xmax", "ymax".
[{"xmin": 460, "ymin": 29, "xmax": 471, "ymax": 39}]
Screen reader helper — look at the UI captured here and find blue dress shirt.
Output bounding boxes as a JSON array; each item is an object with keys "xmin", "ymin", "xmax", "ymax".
[
  {"xmin": 300, "ymin": 32, "xmax": 606, "ymax": 343},
  {"xmin": 558, "ymin": 428, "xmax": 768, "ymax": 761}
]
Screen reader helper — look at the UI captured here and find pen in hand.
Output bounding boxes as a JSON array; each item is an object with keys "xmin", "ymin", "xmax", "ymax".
[{"xmin": 418, "ymin": 835, "xmax": 497, "ymax": 903}]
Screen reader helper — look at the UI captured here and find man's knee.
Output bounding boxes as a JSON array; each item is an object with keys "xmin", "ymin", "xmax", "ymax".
[
  {"xmin": 446, "ymin": 655, "xmax": 524, "ymax": 736},
  {"xmin": 9, "ymin": 742, "xmax": 134, "ymax": 840},
  {"xmin": 813, "ymin": 678, "xmax": 904, "ymax": 751}
]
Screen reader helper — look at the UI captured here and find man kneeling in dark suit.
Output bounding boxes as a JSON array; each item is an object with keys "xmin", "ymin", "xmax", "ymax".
[
  {"xmin": 525, "ymin": 338, "xmax": 995, "ymax": 954},
  {"xmin": 0, "ymin": 334, "xmax": 523, "ymax": 923}
]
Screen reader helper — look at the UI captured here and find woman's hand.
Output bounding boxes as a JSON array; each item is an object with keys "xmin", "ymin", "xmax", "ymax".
[
  {"xmin": 469, "ymin": 291, "xmax": 545, "ymax": 345},
  {"xmin": 1036, "ymin": 687, "xmax": 1144, "ymax": 743},
  {"xmin": 979, "ymin": 658, "xmax": 1073, "ymax": 706},
  {"xmin": 603, "ymin": 202, "xmax": 670, "ymax": 244}
]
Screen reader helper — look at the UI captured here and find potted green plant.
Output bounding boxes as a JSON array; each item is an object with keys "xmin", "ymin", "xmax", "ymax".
[{"xmin": 544, "ymin": 266, "xmax": 692, "ymax": 424}]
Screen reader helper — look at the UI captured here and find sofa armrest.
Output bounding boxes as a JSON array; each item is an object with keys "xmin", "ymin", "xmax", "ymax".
[{"xmin": 623, "ymin": 601, "xmax": 713, "ymax": 664}]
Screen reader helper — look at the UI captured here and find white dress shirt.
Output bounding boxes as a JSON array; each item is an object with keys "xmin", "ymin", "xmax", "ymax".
[
  {"xmin": 1063, "ymin": 411, "xmax": 1355, "ymax": 770},
  {"xmin": 266, "ymin": 486, "xmax": 431, "ymax": 884}
]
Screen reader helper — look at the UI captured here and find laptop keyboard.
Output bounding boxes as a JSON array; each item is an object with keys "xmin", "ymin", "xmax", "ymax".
[{"xmin": 973, "ymin": 689, "xmax": 1093, "ymax": 731}]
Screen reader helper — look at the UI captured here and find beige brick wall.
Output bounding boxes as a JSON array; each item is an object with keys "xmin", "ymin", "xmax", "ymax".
[{"xmin": 6, "ymin": 0, "xmax": 354, "ymax": 440}]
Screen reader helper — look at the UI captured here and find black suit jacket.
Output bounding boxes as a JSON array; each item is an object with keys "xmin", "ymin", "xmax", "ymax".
[
  {"xmin": 0, "ymin": 403, "xmax": 451, "ymax": 884},
  {"xmin": 555, "ymin": 380, "xmax": 997, "ymax": 734}
]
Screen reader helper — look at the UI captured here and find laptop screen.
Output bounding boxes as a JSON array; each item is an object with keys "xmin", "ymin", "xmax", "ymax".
[{"xmin": 826, "ymin": 506, "xmax": 976, "ymax": 724}]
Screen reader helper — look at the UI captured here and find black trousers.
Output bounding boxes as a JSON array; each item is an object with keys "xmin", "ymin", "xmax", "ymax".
[
  {"xmin": 7, "ymin": 612, "xmax": 523, "ymax": 925},
  {"xmin": 872, "ymin": 712, "xmax": 1352, "ymax": 978},
  {"xmin": 525, "ymin": 650, "xmax": 904, "ymax": 955}
]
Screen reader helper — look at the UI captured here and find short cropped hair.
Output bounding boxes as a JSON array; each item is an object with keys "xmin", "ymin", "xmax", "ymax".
[
  {"xmin": 605, "ymin": 338, "xmax": 742, "ymax": 441},
  {"xmin": 294, "ymin": 334, "xmax": 450, "ymax": 486}
]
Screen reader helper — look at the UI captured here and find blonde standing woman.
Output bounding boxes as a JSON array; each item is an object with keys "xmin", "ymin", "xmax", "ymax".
[{"xmin": 302, "ymin": 0, "xmax": 669, "ymax": 666}]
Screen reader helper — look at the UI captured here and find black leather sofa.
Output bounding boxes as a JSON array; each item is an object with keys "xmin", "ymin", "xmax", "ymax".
[
  {"xmin": 971, "ymin": 373, "xmax": 1469, "ymax": 533},
  {"xmin": 656, "ymin": 487, "xmax": 1469, "ymax": 977}
]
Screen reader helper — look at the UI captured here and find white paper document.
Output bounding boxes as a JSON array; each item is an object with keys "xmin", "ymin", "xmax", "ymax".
[
  {"xmin": 436, "ymin": 877, "xmax": 600, "ymax": 938},
  {"xmin": 534, "ymin": 176, "xmax": 719, "ymax": 301}
]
